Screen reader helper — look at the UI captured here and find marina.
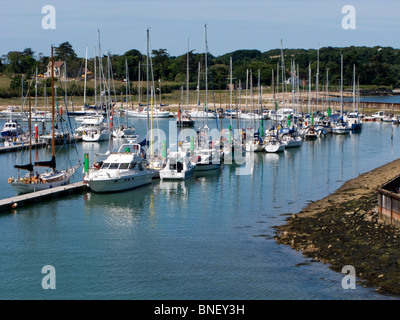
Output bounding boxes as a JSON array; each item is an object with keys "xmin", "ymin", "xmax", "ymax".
[
  {"xmin": 3, "ymin": 1, "xmax": 400, "ymax": 302},
  {"xmin": 0, "ymin": 110, "xmax": 399, "ymax": 299}
]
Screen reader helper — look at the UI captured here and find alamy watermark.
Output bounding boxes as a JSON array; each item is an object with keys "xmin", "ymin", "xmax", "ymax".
[
  {"xmin": 341, "ymin": 265, "xmax": 356, "ymax": 289},
  {"xmin": 41, "ymin": 265, "xmax": 56, "ymax": 289},
  {"xmin": 342, "ymin": 5, "xmax": 356, "ymax": 30},
  {"xmin": 41, "ymin": 5, "xmax": 56, "ymax": 30}
]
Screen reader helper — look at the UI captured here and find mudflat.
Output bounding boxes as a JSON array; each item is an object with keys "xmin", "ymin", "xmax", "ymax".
[{"xmin": 274, "ymin": 157, "xmax": 400, "ymax": 296}]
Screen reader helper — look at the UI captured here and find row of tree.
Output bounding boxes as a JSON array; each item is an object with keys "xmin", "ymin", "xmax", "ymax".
[{"xmin": 1, "ymin": 42, "xmax": 399, "ymax": 99}]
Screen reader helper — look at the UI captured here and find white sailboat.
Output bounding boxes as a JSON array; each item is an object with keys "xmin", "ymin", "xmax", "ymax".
[
  {"xmin": 332, "ymin": 55, "xmax": 351, "ymax": 135},
  {"xmin": 159, "ymin": 150, "xmax": 196, "ymax": 180},
  {"xmin": 83, "ymin": 52, "xmax": 112, "ymax": 142},
  {"xmin": 177, "ymin": 39, "xmax": 196, "ymax": 129},
  {"xmin": 264, "ymin": 135, "xmax": 286, "ymax": 153},
  {"xmin": 113, "ymin": 59, "xmax": 136, "ymax": 139}
]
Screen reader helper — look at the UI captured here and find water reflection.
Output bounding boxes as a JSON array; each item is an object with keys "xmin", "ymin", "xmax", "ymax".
[{"xmin": 83, "ymin": 188, "xmax": 150, "ymax": 228}]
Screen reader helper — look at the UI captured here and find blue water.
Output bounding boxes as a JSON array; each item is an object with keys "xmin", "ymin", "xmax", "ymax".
[{"xmin": 0, "ymin": 110, "xmax": 399, "ymax": 300}]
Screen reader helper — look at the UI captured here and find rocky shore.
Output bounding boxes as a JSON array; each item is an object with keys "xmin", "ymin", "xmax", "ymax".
[{"xmin": 274, "ymin": 158, "xmax": 400, "ymax": 296}]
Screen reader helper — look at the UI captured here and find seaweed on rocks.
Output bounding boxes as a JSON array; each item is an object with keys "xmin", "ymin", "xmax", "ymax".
[{"xmin": 274, "ymin": 158, "xmax": 400, "ymax": 296}]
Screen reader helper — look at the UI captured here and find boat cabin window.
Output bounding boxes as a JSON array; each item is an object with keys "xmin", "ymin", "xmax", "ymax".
[
  {"xmin": 131, "ymin": 162, "xmax": 137, "ymax": 169},
  {"xmin": 100, "ymin": 162, "xmax": 111, "ymax": 169},
  {"xmin": 119, "ymin": 163, "xmax": 130, "ymax": 170},
  {"xmin": 138, "ymin": 163, "xmax": 143, "ymax": 171},
  {"xmin": 109, "ymin": 163, "xmax": 119, "ymax": 169}
]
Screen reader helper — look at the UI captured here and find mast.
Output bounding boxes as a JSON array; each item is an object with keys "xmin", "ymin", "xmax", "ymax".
[
  {"xmin": 238, "ymin": 79, "xmax": 241, "ymax": 129},
  {"xmin": 204, "ymin": 24, "xmax": 208, "ymax": 125},
  {"xmin": 308, "ymin": 63, "xmax": 311, "ymax": 115},
  {"xmin": 125, "ymin": 58, "xmax": 129, "ymax": 108},
  {"xmin": 353, "ymin": 64, "xmax": 356, "ymax": 113},
  {"xmin": 98, "ymin": 30, "xmax": 102, "ymax": 108},
  {"xmin": 245, "ymin": 69, "xmax": 249, "ymax": 118},
  {"xmin": 84, "ymin": 47, "xmax": 88, "ymax": 106},
  {"xmin": 64, "ymin": 60, "xmax": 67, "ymax": 121},
  {"xmin": 316, "ymin": 46, "xmax": 319, "ymax": 112},
  {"xmin": 197, "ymin": 61, "xmax": 201, "ymax": 110},
  {"xmin": 138, "ymin": 62, "xmax": 141, "ymax": 107},
  {"xmin": 280, "ymin": 40, "xmax": 285, "ymax": 107},
  {"xmin": 146, "ymin": 28, "xmax": 150, "ymax": 129},
  {"xmin": 230, "ymin": 56, "xmax": 233, "ymax": 128},
  {"xmin": 250, "ymin": 70, "xmax": 253, "ymax": 129},
  {"xmin": 326, "ymin": 68, "xmax": 329, "ymax": 114},
  {"xmin": 51, "ymin": 47, "xmax": 55, "ymax": 163},
  {"xmin": 340, "ymin": 54, "xmax": 343, "ymax": 117},
  {"xmin": 186, "ymin": 39, "xmax": 190, "ymax": 110},
  {"xmin": 35, "ymin": 67, "xmax": 38, "ymax": 113},
  {"xmin": 93, "ymin": 47, "xmax": 97, "ymax": 106}
]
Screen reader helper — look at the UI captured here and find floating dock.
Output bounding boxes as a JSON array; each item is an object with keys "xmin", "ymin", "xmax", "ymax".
[
  {"xmin": 0, "ymin": 181, "xmax": 88, "ymax": 213},
  {"xmin": 0, "ymin": 141, "xmax": 47, "ymax": 153}
]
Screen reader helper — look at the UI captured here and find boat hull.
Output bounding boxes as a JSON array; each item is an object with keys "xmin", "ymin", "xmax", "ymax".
[
  {"xmin": 86, "ymin": 171, "xmax": 153, "ymax": 192},
  {"xmin": 159, "ymin": 166, "xmax": 195, "ymax": 180},
  {"xmin": 264, "ymin": 143, "xmax": 285, "ymax": 153},
  {"xmin": 245, "ymin": 142, "xmax": 264, "ymax": 152},
  {"xmin": 82, "ymin": 131, "xmax": 110, "ymax": 142}
]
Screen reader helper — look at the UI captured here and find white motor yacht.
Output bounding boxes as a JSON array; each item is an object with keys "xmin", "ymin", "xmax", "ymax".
[{"xmin": 84, "ymin": 142, "xmax": 154, "ymax": 192}]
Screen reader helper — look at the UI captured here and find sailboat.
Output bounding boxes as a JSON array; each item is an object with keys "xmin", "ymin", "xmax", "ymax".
[
  {"xmin": 82, "ymin": 52, "xmax": 112, "ymax": 142},
  {"xmin": 159, "ymin": 150, "xmax": 196, "ymax": 180},
  {"xmin": 344, "ymin": 64, "xmax": 362, "ymax": 131},
  {"xmin": 245, "ymin": 69, "xmax": 264, "ymax": 152},
  {"xmin": 113, "ymin": 59, "xmax": 137, "ymax": 139},
  {"xmin": 332, "ymin": 55, "xmax": 351, "ymax": 135},
  {"xmin": 8, "ymin": 46, "xmax": 79, "ymax": 194},
  {"xmin": 177, "ymin": 39, "xmax": 195, "ymax": 128},
  {"xmin": 264, "ymin": 66, "xmax": 285, "ymax": 153}
]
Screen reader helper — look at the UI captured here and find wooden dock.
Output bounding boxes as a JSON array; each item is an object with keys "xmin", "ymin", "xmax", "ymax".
[
  {"xmin": 0, "ymin": 181, "xmax": 88, "ymax": 213},
  {"xmin": 0, "ymin": 141, "xmax": 47, "ymax": 153}
]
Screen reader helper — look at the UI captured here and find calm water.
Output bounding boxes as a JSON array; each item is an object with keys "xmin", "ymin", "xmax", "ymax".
[{"xmin": 0, "ymin": 104, "xmax": 399, "ymax": 300}]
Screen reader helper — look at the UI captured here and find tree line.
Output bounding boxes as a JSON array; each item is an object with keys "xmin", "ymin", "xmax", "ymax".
[{"xmin": 1, "ymin": 42, "xmax": 399, "ymax": 99}]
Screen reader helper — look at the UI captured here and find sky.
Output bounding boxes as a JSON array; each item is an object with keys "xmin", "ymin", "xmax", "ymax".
[{"xmin": 1, "ymin": 0, "xmax": 400, "ymax": 58}]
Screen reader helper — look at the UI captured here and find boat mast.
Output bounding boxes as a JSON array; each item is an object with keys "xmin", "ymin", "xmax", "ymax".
[
  {"xmin": 28, "ymin": 85, "xmax": 32, "ymax": 168},
  {"xmin": 125, "ymin": 58, "xmax": 129, "ymax": 109},
  {"xmin": 84, "ymin": 47, "xmax": 88, "ymax": 107},
  {"xmin": 340, "ymin": 54, "xmax": 343, "ymax": 117},
  {"xmin": 245, "ymin": 69, "xmax": 249, "ymax": 119},
  {"xmin": 146, "ymin": 28, "xmax": 150, "ymax": 130},
  {"xmin": 230, "ymin": 57, "xmax": 233, "ymax": 128},
  {"xmin": 94, "ymin": 46, "xmax": 97, "ymax": 106},
  {"xmin": 308, "ymin": 63, "xmax": 311, "ymax": 115},
  {"xmin": 316, "ymin": 46, "xmax": 319, "ymax": 112},
  {"xmin": 197, "ymin": 61, "xmax": 201, "ymax": 111},
  {"xmin": 280, "ymin": 40, "xmax": 285, "ymax": 107},
  {"xmin": 98, "ymin": 30, "xmax": 102, "ymax": 108},
  {"xmin": 138, "ymin": 62, "xmax": 141, "ymax": 107},
  {"xmin": 353, "ymin": 64, "xmax": 356, "ymax": 113},
  {"xmin": 51, "ymin": 46, "xmax": 56, "ymax": 167},
  {"xmin": 35, "ymin": 67, "xmax": 38, "ymax": 114},
  {"xmin": 186, "ymin": 39, "xmax": 190, "ymax": 110},
  {"xmin": 204, "ymin": 24, "xmax": 208, "ymax": 126}
]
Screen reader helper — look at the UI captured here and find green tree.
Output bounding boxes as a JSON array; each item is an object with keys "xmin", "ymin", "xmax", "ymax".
[
  {"xmin": 152, "ymin": 49, "xmax": 170, "ymax": 80},
  {"xmin": 54, "ymin": 42, "xmax": 80, "ymax": 77}
]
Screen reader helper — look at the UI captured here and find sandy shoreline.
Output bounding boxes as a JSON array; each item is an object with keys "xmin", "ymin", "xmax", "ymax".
[{"xmin": 274, "ymin": 157, "xmax": 400, "ymax": 296}]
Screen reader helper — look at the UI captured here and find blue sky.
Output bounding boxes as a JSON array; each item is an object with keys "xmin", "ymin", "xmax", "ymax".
[{"xmin": 1, "ymin": 0, "xmax": 400, "ymax": 58}]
